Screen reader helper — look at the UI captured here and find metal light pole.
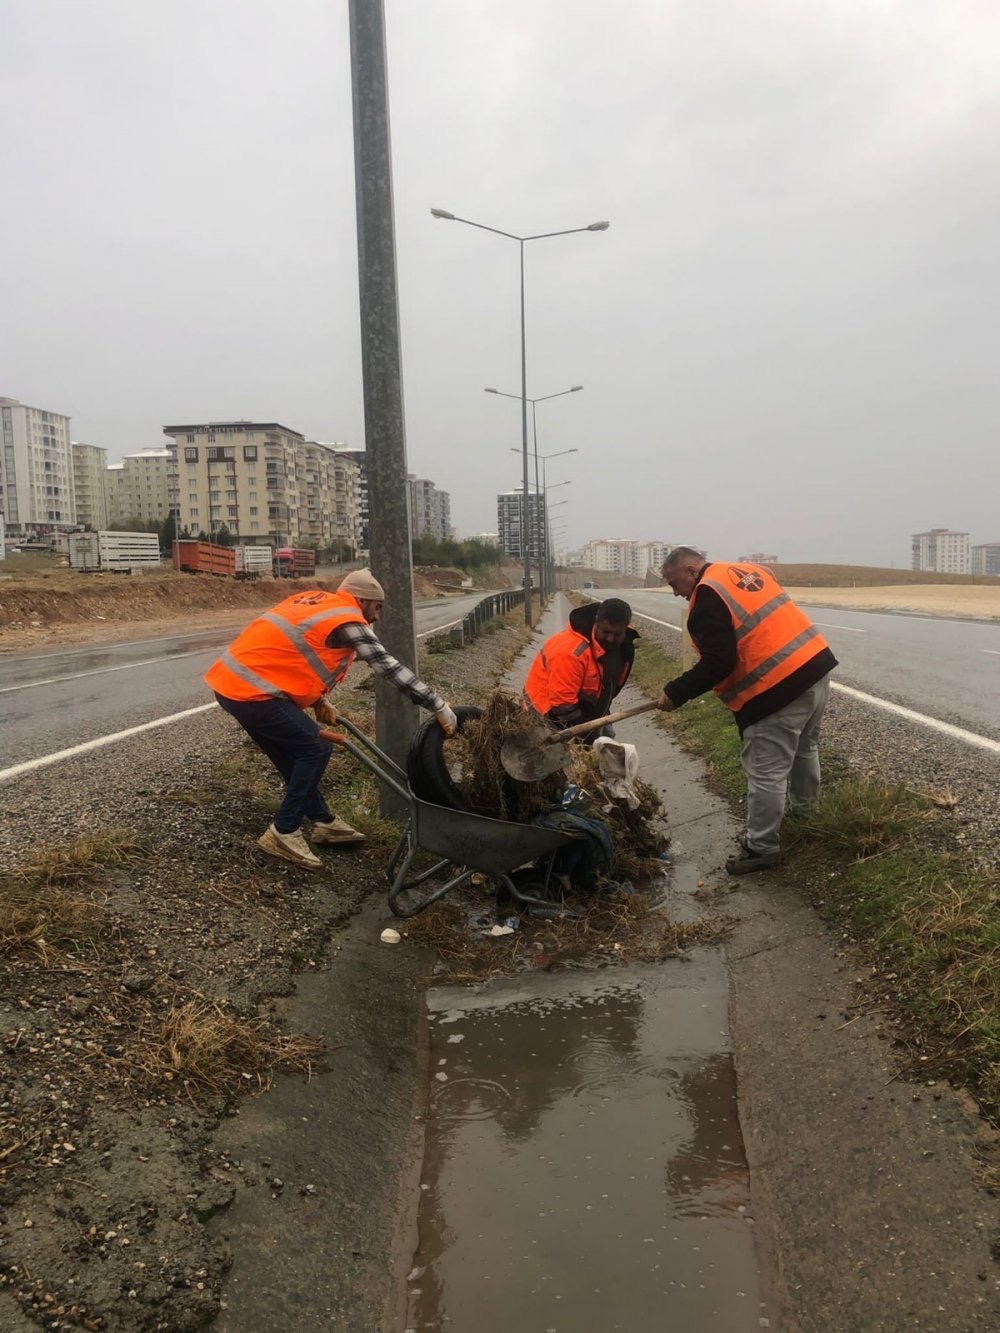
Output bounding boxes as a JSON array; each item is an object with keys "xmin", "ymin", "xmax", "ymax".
[
  {"xmin": 431, "ymin": 208, "xmax": 608, "ymax": 622},
  {"xmin": 488, "ymin": 385, "xmax": 581, "ymax": 600}
]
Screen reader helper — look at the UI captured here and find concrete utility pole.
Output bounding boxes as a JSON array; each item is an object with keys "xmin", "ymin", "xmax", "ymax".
[{"xmin": 349, "ymin": 0, "xmax": 417, "ymax": 812}]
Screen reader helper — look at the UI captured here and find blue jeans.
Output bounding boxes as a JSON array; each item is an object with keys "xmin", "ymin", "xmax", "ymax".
[{"xmin": 214, "ymin": 693, "xmax": 333, "ymax": 833}]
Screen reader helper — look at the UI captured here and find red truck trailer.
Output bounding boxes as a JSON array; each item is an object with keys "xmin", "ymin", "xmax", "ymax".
[
  {"xmin": 172, "ymin": 541, "xmax": 236, "ymax": 577},
  {"xmin": 273, "ymin": 547, "xmax": 316, "ymax": 579}
]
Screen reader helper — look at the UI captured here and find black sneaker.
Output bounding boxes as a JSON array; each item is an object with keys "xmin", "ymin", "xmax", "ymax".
[{"xmin": 725, "ymin": 843, "xmax": 781, "ymax": 876}]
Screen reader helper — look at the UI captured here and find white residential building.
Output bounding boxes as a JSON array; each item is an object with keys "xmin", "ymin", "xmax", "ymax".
[
  {"xmin": 72, "ymin": 442, "xmax": 109, "ymax": 529},
  {"xmin": 409, "ymin": 476, "xmax": 452, "ymax": 541},
  {"xmin": 971, "ymin": 542, "xmax": 1000, "ymax": 577},
  {"xmin": 114, "ymin": 448, "xmax": 172, "ymax": 526},
  {"xmin": 0, "ymin": 396, "xmax": 75, "ymax": 531},
  {"xmin": 911, "ymin": 528, "xmax": 970, "ymax": 575},
  {"xmin": 581, "ymin": 539, "xmax": 675, "ymax": 577}
]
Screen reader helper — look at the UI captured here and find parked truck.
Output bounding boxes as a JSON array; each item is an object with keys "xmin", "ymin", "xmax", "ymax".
[
  {"xmin": 234, "ymin": 545, "xmax": 273, "ymax": 580},
  {"xmin": 70, "ymin": 530, "xmax": 160, "ymax": 573},
  {"xmin": 273, "ymin": 546, "xmax": 316, "ymax": 579},
  {"xmin": 172, "ymin": 540, "xmax": 236, "ymax": 577}
]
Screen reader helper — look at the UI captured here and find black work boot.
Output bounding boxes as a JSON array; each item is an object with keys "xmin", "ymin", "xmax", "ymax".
[{"xmin": 725, "ymin": 840, "xmax": 781, "ymax": 876}]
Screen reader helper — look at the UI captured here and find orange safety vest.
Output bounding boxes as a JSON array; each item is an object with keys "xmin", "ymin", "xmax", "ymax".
[
  {"xmin": 523, "ymin": 621, "xmax": 630, "ymax": 714},
  {"xmin": 689, "ymin": 563, "xmax": 829, "ymax": 712},
  {"xmin": 204, "ymin": 589, "xmax": 367, "ymax": 708}
]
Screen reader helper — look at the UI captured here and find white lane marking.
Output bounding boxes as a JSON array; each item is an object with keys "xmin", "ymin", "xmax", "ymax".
[
  {"xmin": 0, "ymin": 648, "xmax": 217, "ymax": 695},
  {"xmin": 811, "ymin": 621, "xmax": 867, "ymax": 634},
  {"xmin": 5, "ymin": 627, "xmax": 229, "ymax": 664},
  {"xmin": 631, "ymin": 610, "xmax": 682, "ymax": 632},
  {"xmin": 981, "ymin": 649, "xmax": 1000, "ymax": 656},
  {"xmin": 0, "ymin": 704, "xmax": 219, "ymax": 783},
  {"xmin": 619, "ymin": 595, "xmax": 1000, "ymax": 755},
  {"xmin": 416, "ymin": 617, "xmax": 464, "ymax": 639},
  {"xmin": 830, "ymin": 683, "xmax": 1000, "ymax": 755}
]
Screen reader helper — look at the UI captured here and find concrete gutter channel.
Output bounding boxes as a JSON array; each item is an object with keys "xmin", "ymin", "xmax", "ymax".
[{"xmin": 208, "ymin": 597, "xmax": 999, "ymax": 1331}]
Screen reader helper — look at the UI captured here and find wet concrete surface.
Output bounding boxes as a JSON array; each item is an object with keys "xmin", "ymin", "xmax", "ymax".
[{"xmin": 408, "ymin": 962, "xmax": 767, "ymax": 1332}]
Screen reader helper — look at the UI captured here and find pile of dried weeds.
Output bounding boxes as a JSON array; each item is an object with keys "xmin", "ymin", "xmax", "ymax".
[
  {"xmin": 405, "ymin": 893, "xmax": 729, "ymax": 986},
  {"xmin": 443, "ymin": 690, "xmax": 671, "ymax": 882}
]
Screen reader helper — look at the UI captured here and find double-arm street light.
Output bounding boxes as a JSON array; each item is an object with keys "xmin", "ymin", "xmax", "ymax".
[
  {"xmin": 432, "ymin": 206, "xmax": 608, "ymax": 622},
  {"xmin": 489, "ymin": 384, "xmax": 581, "ymax": 599}
]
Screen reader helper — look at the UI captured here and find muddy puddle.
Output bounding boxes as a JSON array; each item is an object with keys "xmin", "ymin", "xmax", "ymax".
[{"xmin": 406, "ymin": 957, "xmax": 768, "ymax": 1332}]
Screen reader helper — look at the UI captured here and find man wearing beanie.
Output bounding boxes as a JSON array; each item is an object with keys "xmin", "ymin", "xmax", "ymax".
[{"xmin": 204, "ymin": 568, "xmax": 457, "ymax": 869}]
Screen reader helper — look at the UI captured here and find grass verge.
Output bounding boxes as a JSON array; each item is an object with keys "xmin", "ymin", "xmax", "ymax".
[{"xmin": 631, "ymin": 635, "xmax": 1000, "ymax": 1121}]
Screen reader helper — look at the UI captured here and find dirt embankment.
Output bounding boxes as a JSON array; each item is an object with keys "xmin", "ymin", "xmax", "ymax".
[{"xmin": 0, "ymin": 567, "xmax": 483, "ymax": 652}]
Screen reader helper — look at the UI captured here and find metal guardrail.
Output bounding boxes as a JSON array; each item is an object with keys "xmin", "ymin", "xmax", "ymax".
[{"xmin": 438, "ymin": 588, "xmax": 527, "ymax": 646}]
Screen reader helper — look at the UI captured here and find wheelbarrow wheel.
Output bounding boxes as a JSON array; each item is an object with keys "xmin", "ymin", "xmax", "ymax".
[{"xmin": 406, "ymin": 704, "xmax": 482, "ymax": 810}]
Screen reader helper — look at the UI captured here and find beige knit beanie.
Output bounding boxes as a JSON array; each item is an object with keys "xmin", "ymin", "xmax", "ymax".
[{"xmin": 339, "ymin": 568, "xmax": 385, "ymax": 600}]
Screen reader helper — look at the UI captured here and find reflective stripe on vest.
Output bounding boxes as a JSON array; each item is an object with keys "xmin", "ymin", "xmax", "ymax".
[
  {"xmin": 217, "ymin": 650, "xmax": 285, "ymax": 699},
  {"xmin": 718, "ymin": 624, "xmax": 821, "ymax": 704},
  {"xmin": 259, "ymin": 610, "xmax": 341, "ymax": 689},
  {"xmin": 690, "ymin": 563, "xmax": 828, "ymax": 712}
]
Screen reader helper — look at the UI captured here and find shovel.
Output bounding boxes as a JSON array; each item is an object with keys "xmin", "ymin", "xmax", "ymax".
[{"xmin": 500, "ymin": 701, "xmax": 659, "ymax": 782}]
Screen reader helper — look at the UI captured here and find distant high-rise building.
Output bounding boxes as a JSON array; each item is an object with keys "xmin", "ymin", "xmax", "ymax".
[
  {"xmin": 109, "ymin": 448, "xmax": 172, "ymax": 526},
  {"xmin": 971, "ymin": 542, "xmax": 1000, "ymax": 577},
  {"xmin": 0, "ymin": 396, "xmax": 75, "ymax": 531},
  {"xmin": 409, "ymin": 476, "xmax": 451, "ymax": 541},
  {"xmin": 72, "ymin": 442, "xmax": 109, "ymax": 529},
  {"xmin": 581, "ymin": 539, "xmax": 676, "ymax": 576},
  {"xmin": 333, "ymin": 447, "xmax": 369, "ymax": 551},
  {"xmin": 739, "ymin": 552, "xmax": 779, "ymax": 566},
  {"xmin": 302, "ymin": 442, "xmax": 362, "ymax": 555},
  {"xmin": 497, "ymin": 490, "xmax": 546, "ymax": 561},
  {"xmin": 911, "ymin": 528, "xmax": 970, "ymax": 575}
]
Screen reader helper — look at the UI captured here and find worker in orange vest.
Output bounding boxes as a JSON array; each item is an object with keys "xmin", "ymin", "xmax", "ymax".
[
  {"xmin": 204, "ymin": 568, "xmax": 456, "ymax": 870},
  {"xmin": 524, "ymin": 598, "xmax": 638, "ymax": 735},
  {"xmin": 656, "ymin": 547, "xmax": 837, "ymax": 875}
]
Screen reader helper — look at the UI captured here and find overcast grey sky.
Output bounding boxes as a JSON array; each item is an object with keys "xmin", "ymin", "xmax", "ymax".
[{"xmin": 2, "ymin": 0, "xmax": 998, "ymax": 564}]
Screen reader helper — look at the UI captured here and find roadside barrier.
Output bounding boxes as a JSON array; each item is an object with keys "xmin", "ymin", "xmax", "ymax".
[{"xmin": 446, "ymin": 589, "xmax": 527, "ymax": 646}]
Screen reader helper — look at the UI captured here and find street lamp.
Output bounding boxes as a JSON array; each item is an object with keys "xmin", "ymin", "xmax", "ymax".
[
  {"xmin": 433, "ymin": 206, "xmax": 608, "ymax": 621},
  {"xmin": 490, "ymin": 385, "xmax": 581, "ymax": 599}
]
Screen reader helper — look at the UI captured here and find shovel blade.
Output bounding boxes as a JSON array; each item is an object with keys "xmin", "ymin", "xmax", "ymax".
[{"xmin": 500, "ymin": 727, "xmax": 570, "ymax": 782}]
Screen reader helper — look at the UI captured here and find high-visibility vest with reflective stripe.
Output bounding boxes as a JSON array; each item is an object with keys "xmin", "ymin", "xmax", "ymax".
[
  {"xmin": 523, "ymin": 622, "xmax": 625, "ymax": 714},
  {"xmin": 204, "ymin": 590, "xmax": 367, "ymax": 707},
  {"xmin": 689, "ymin": 563, "xmax": 829, "ymax": 712}
]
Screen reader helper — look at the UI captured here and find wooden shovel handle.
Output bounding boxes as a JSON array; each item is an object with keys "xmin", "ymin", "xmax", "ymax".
[{"xmin": 543, "ymin": 700, "xmax": 658, "ymax": 745}]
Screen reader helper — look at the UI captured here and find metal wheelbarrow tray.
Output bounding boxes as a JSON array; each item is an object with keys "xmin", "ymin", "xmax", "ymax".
[{"xmin": 336, "ymin": 717, "xmax": 582, "ymax": 918}]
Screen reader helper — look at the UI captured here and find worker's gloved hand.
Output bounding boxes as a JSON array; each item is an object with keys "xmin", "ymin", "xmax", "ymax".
[
  {"xmin": 313, "ymin": 695, "xmax": 337, "ymax": 726},
  {"xmin": 435, "ymin": 703, "xmax": 458, "ymax": 736}
]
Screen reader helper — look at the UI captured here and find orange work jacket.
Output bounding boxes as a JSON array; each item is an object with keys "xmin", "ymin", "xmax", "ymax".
[
  {"xmin": 204, "ymin": 589, "xmax": 367, "ymax": 708},
  {"xmin": 523, "ymin": 619, "xmax": 632, "ymax": 716},
  {"xmin": 689, "ymin": 563, "xmax": 829, "ymax": 712}
]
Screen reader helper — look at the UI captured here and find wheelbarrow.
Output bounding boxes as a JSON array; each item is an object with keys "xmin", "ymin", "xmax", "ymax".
[{"xmin": 332, "ymin": 717, "xmax": 585, "ymax": 919}]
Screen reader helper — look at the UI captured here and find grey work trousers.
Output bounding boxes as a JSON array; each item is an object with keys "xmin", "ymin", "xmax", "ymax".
[{"xmin": 740, "ymin": 673, "xmax": 832, "ymax": 855}]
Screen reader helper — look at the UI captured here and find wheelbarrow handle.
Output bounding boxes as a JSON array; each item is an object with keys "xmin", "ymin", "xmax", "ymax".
[{"xmin": 543, "ymin": 700, "xmax": 659, "ymax": 745}]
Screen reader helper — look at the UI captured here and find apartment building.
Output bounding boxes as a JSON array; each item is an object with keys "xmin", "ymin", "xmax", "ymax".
[
  {"xmin": 0, "ymin": 396, "xmax": 75, "ymax": 531},
  {"xmin": 497, "ymin": 490, "xmax": 546, "ymax": 561},
  {"xmin": 332, "ymin": 447, "xmax": 368, "ymax": 550},
  {"xmin": 581, "ymin": 539, "xmax": 675, "ymax": 577},
  {"xmin": 107, "ymin": 448, "xmax": 172, "ymax": 526},
  {"xmin": 409, "ymin": 476, "xmax": 451, "ymax": 541},
  {"xmin": 72, "ymin": 442, "xmax": 109, "ymax": 529},
  {"xmin": 163, "ymin": 421, "xmax": 304, "ymax": 543},
  {"xmin": 911, "ymin": 528, "xmax": 970, "ymax": 575},
  {"xmin": 972, "ymin": 542, "xmax": 1000, "ymax": 577},
  {"xmin": 739, "ymin": 551, "xmax": 779, "ymax": 565},
  {"xmin": 301, "ymin": 442, "xmax": 362, "ymax": 555}
]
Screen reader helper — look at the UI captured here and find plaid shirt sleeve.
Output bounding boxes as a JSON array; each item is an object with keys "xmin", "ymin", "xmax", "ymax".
[{"xmin": 329, "ymin": 622, "xmax": 445, "ymax": 712}]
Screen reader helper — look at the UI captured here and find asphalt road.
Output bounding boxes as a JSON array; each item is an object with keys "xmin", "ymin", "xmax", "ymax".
[
  {"xmin": 0, "ymin": 594, "xmax": 490, "ymax": 775},
  {"xmin": 591, "ymin": 586, "xmax": 1000, "ymax": 741}
]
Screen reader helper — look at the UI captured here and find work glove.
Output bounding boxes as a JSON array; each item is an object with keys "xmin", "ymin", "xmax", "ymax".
[
  {"xmin": 313, "ymin": 695, "xmax": 337, "ymax": 726},
  {"xmin": 435, "ymin": 703, "xmax": 458, "ymax": 736}
]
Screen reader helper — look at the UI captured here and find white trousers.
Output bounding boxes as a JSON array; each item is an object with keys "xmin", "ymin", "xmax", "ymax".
[{"xmin": 740, "ymin": 673, "xmax": 831, "ymax": 854}]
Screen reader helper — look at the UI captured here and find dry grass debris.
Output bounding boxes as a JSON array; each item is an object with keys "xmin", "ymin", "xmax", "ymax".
[{"xmin": 405, "ymin": 892, "xmax": 729, "ymax": 986}]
